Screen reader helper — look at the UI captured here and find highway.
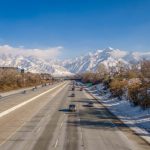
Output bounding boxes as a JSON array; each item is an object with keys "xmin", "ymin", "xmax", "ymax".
[{"xmin": 0, "ymin": 81, "xmax": 149, "ymax": 150}]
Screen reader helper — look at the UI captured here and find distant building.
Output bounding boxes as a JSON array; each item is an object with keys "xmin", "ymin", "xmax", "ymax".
[
  {"xmin": 0, "ymin": 67, "xmax": 25, "ymax": 73},
  {"xmin": 0, "ymin": 67, "xmax": 18, "ymax": 71}
]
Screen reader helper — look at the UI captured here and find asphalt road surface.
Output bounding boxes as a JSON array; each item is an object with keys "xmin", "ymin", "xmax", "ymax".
[{"xmin": 0, "ymin": 81, "xmax": 149, "ymax": 150}]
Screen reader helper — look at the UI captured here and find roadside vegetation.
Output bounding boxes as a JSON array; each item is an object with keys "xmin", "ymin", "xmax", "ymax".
[
  {"xmin": 81, "ymin": 60, "xmax": 150, "ymax": 109},
  {"xmin": 0, "ymin": 69, "xmax": 53, "ymax": 92}
]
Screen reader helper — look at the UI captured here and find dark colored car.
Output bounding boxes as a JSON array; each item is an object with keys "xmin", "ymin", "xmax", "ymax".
[
  {"xmin": 69, "ymin": 104, "xmax": 76, "ymax": 112},
  {"xmin": 87, "ymin": 101, "xmax": 94, "ymax": 107},
  {"xmin": 71, "ymin": 93, "xmax": 75, "ymax": 97},
  {"xmin": 22, "ymin": 90, "xmax": 26, "ymax": 94},
  {"xmin": 72, "ymin": 87, "xmax": 75, "ymax": 91},
  {"xmin": 80, "ymin": 87, "xmax": 83, "ymax": 91}
]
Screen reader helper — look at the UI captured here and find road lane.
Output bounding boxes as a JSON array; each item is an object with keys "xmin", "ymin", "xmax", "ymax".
[
  {"xmin": 0, "ymin": 82, "xmax": 63, "ymax": 113},
  {"xmin": 75, "ymin": 86, "xmax": 150, "ymax": 150},
  {"xmin": 0, "ymin": 82, "xmax": 150, "ymax": 150},
  {"xmin": 63, "ymin": 113, "xmax": 78, "ymax": 150},
  {"xmin": 0, "ymin": 82, "xmax": 66, "ymax": 118},
  {"xmin": 61, "ymin": 84, "xmax": 150, "ymax": 150},
  {"xmin": 31, "ymin": 85, "xmax": 69, "ymax": 150},
  {"xmin": 0, "ymin": 82, "xmax": 68, "ymax": 148}
]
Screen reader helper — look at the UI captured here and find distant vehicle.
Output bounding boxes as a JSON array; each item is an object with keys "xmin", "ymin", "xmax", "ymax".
[
  {"xmin": 71, "ymin": 93, "xmax": 75, "ymax": 97},
  {"xmin": 22, "ymin": 90, "xmax": 26, "ymax": 94},
  {"xmin": 32, "ymin": 86, "xmax": 37, "ymax": 91},
  {"xmin": 80, "ymin": 87, "xmax": 83, "ymax": 91},
  {"xmin": 69, "ymin": 104, "xmax": 76, "ymax": 112},
  {"xmin": 87, "ymin": 101, "xmax": 94, "ymax": 107},
  {"xmin": 72, "ymin": 87, "xmax": 75, "ymax": 91}
]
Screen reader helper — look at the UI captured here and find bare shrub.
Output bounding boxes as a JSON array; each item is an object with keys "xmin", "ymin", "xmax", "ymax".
[
  {"xmin": 127, "ymin": 80, "xmax": 141, "ymax": 106},
  {"xmin": 0, "ymin": 70, "xmax": 52, "ymax": 92},
  {"xmin": 110, "ymin": 79, "xmax": 127, "ymax": 98}
]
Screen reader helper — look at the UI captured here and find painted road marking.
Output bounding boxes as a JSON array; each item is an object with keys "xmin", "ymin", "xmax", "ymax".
[
  {"xmin": 54, "ymin": 138, "xmax": 59, "ymax": 148},
  {"xmin": 0, "ymin": 82, "xmax": 68, "ymax": 146},
  {"xmin": 0, "ymin": 82, "xmax": 67, "ymax": 118},
  {"xmin": 60, "ymin": 121, "xmax": 64, "ymax": 128},
  {"xmin": 36, "ymin": 127, "xmax": 41, "ymax": 133}
]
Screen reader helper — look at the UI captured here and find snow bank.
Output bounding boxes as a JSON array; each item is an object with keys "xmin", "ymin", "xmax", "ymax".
[{"xmin": 85, "ymin": 83, "xmax": 150, "ymax": 143}]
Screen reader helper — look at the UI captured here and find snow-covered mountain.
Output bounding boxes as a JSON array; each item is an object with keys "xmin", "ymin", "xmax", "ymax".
[
  {"xmin": 0, "ymin": 54, "xmax": 72, "ymax": 76},
  {"xmin": 0, "ymin": 47, "xmax": 150, "ymax": 75},
  {"xmin": 63, "ymin": 47, "xmax": 150, "ymax": 73}
]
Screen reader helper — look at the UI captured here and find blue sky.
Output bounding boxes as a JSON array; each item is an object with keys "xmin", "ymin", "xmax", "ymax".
[{"xmin": 0, "ymin": 0, "xmax": 150, "ymax": 59}]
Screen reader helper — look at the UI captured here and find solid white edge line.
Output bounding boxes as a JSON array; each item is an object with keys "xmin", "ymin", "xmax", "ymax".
[
  {"xmin": 0, "ymin": 82, "xmax": 68, "ymax": 147},
  {"xmin": 0, "ymin": 82, "xmax": 67, "ymax": 118}
]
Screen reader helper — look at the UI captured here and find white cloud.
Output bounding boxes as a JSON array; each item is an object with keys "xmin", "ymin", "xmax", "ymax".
[{"xmin": 0, "ymin": 44, "xmax": 62, "ymax": 59}]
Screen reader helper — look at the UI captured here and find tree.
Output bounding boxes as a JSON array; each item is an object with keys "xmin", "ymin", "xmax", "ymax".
[
  {"xmin": 96, "ymin": 63, "xmax": 108, "ymax": 80},
  {"xmin": 110, "ymin": 79, "xmax": 127, "ymax": 98},
  {"xmin": 141, "ymin": 60, "xmax": 150, "ymax": 79}
]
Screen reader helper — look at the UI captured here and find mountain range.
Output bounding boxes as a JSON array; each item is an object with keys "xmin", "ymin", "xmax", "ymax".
[
  {"xmin": 0, "ymin": 47, "xmax": 150, "ymax": 76},
  {"xmin": 63, "ymin": 47, "xmax": 150, "ymax": 73},
  {"xmin": 0, "ymin": 54, "xmax": 72, "ymax": 76}
]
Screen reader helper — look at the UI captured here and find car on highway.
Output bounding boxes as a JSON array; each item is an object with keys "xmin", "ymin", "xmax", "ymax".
[
  {"xmin": 32, "ymin": 88, "xmax": 35, "ymax": 91},
  {"xmin": 69, "ymin": 104, "xmax": 76, "ymax": 112},
  {"xmin": 87, "ymin": 101, "xmax": 94, "ymax": 107},
  {"xmin": 80, "ymin": 87, "xmax": 83, "ymax": 91},
  {"xmin": 22, "ymin": 90, "xmax": 26, "ymax": 94},
  {"xmin": 72, "ymin": 86, "xmax": 75, "ymax": 91},
  {"xmin": 71, "ymin": 93, "xmax": 75, "ymax": 97}
]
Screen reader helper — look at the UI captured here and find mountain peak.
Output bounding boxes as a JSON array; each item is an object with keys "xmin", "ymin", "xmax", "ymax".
[
  {"xmin": 0, "ymin": 53, "xmax": 72, "ymax": 76},
  {"xmin": 104, "ymin": 47, "xmax": 114, "ymax": 51},
  {"xmin": 0, "ymin": 47, "xmax": 150, "ymax": 75},
  {"xmin": 63, "ymin": 48, "xmax": 150, "ymax": 73}
]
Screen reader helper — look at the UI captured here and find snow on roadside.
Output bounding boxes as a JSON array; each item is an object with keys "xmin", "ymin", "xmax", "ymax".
[{"xmin": 85, "ymin": 83, "xmax": 150, "ymax": 143}]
